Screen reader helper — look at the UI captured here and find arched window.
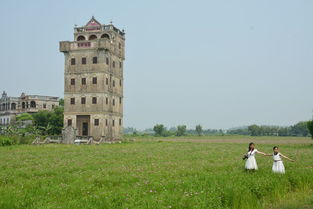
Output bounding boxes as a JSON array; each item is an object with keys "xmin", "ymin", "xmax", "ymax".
[
  {"xmin": 77, "ymin": 35, "xmax": 86, "ymax": 41},
  {"xmin": 22, "ymin": 102, "xmax": 26, "ymax": 109},
  {"xmin": 89, "ymin": 35, "xmax": 97, "ymax": 40},
  {"xmin": 30, "ymin": 101, "xmax": 36, "ymax": 108},
  {"xmin": 100, "ymin": 34, "xmax": 110, "ymax": 39},
  {"xmin": 11, "ymin": 103, "xmax": 16, "ymax": 110}
]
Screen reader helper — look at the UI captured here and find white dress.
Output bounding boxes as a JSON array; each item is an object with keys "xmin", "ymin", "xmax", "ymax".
[
  {"xmin": 272, "ymin": 153, "xmax": 285, "ymax": 174},
  {"xmin": 245, "ymin": 149, "xmax": 258, "ymax": 170}
]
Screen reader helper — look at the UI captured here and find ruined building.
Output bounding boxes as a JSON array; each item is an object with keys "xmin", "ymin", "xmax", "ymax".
[
  {"xmin": 59, "ymin": 17, "xmax": 125, "ymax": 140},
  {"xmin": 0, "ymin": 91, "xmax": 59, "ymax": 125}
]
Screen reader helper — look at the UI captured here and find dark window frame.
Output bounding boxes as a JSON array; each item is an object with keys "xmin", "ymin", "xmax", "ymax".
[
  {"xmin": 92, "ymin": 77, "xmax": 97, "ymax": 84},
  {"xmin": 68, "ymin": 119, "xmax": 72, "ymax": 126},
  {"xmin": 82, "ymin": 57, "xmax": 87, "ymax": 65},
  {"xmin": 82, "ymin": 78, "xmax": 86, "ymax": 85},
  {"xmin": 71, "ymin": 78, "xmax": 75, "ymax": 85},
  {"xmin": 81, "ymin": 97, "xmax": 86, "ymax": 104},
  {"xmin": 92, "ymin": 97, "xmax": 97, "ymax": 104},
  {"xmin": 71, "ymin": 58, "xmax": 76, "ymax": 65},
  {"xmin": 70, "ymin": 98, "xmax": 75, "ymax": 105},
  {"xmin": 94, "ymin": 119, "xmax": 99, "ymax": 126},
  {"xmin": 92, "ymin": 56, "xmax": 97, "ymax": 64}
]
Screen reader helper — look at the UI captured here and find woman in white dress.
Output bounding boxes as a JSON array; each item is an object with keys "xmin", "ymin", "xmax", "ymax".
[
  {"xmin": 269, "ymin": 146, "xmax": 294, "ymax": 174},
  {"xmin": 243, "ymin": 142, "xmax": 267, "ymax": 171}
]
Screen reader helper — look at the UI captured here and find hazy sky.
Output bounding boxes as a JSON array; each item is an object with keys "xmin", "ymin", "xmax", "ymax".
[{"xmin": 0, "ymin": 0, "xmax": 312, "ymax": 130}]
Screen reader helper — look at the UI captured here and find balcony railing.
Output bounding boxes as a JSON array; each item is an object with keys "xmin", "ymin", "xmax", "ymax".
[{"xmin": 60, "ymin": 39, "xmax": 111, "ymax": 52}]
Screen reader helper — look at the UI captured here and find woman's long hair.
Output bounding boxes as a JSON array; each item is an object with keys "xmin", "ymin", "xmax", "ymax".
[{"xmin": 248, "ymin": 142, "xmax": 255, "ymax": 152}]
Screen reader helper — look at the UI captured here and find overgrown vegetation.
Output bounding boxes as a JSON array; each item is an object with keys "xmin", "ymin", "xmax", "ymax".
[
  {"xmin": 32, "ymin": 106, "xmax": 64, "ymax": 135},
  {"xmin": 0, "ymin": 106, "xmax": 64, "ymax": 146},
  {"xmin": 16, "ymin": 113, "xmax": 33, "ymax": 122},
  {"xmin": 0, "ymin": 136, "xmax": 14, "ymax": 146}
]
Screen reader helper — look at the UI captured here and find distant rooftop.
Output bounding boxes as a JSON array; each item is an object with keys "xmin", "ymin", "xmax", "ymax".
[{"xmin": 1, "ymin": 91, "xmax": 59, "ymax": 101}]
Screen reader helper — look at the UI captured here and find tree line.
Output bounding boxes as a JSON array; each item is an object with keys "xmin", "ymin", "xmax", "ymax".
[
  {"xmin": 152, "ymin": 124, "xmax": 211, "ymax": 137},
  {"xmin": 125, "ymin": 120, "xmax": 313, "ymax": 138},
  {"xmin": 228, "ymin": 121, "xmax": 311, "ymax": 137},
  {"xmin": 226, "ymin": 121, "xmax": 313, "ymax": 138}
]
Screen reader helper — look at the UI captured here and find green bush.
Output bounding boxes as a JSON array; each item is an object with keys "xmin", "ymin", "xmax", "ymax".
[
  {"xmin": 0, "ymin": 135, "xmax": 35, "ymax": 146},
  {"xmin": 11, "ymin": 135, "xmax": 35, "ymax": 145},
  {"xmin": 0, "ymin": 136, "xmax": 14, "ymax": 146}
]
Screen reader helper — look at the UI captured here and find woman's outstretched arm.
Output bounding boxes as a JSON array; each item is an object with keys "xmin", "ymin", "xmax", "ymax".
[
  {"xmin": 280, "ymin": 153, "xmax": 295, "ymax": 162},
  {"xmin": 256, "ymin": 150, "xmax": 269, "ymax": 156}
]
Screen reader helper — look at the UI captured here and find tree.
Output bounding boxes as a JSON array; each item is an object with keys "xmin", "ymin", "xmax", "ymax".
[
  {"xmin": 32, "ymin": 107, "xmax": 64, "ymax": 135},
  {"xmin": 153, "ymin": 124, "xmax": 165, "ymax": 136},
  {"xmin": 25, "ymin": 125, "xmax": 41, "ymax": 136},
  {"xmin": 4, "ymin": 125, "xmax": 19, "ymax": 135},
  {"xmin": 33, "ymin": 110, "xmax": 52, "ymax": 128},
  {"xmin": 16, "ymin": 113, "xmax": 33, "ymax": 121},
  {"xmin": 290, "ymin": 121, "xmax": 309, "ymax": 136},
  {"xmin": 248, "ymin": 124, "xmax": 260, "ymax": 136},
  {"xmin": 195, "ymin": 125, "xmax": 203, "ymax": 136},
  {"xmin": 38, "ymin": 123, "xmax": 52, "ymax": 135},
  {"xmin": 59, "ymin": 98, "xmax": 64, "ymax": 107},
  {"xmin": 176, "ymin": 125, "xmax": 187, "ymax": 136},
  {"xmin": 278, "ymin": 127, "xmax": 290, "ymax": 136},
  {"xmin": 227, "ymin": 128, "xmax": 250, "ymax": 135},
  {"xmin": 49, "ymin": 106, "xmax": 64, "ymax": 135},
  {"xmin": 307, "ymin": 120, "xmax": 313, "ymax": 139}
]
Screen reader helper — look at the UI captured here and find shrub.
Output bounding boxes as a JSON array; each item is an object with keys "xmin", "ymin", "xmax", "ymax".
[
  {"xmin": 0, "ymin": 136, "xmax": 14, "ymax": 146},
  {"xmin": 0, "ymin": 135, "xmax": 35, "ymax": 146}
]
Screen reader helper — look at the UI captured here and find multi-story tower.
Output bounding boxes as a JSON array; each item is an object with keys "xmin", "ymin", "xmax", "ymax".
[{"xmin": 59, "ymin": 17, "xmax": 125, "ymax": 140}]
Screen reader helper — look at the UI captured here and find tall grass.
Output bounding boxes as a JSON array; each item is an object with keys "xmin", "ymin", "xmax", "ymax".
[
  {"xmin": 0, "ymin": 138, "xmax": 312, "ymax": 209},
  {"xmin": 0, "ymin": 135, "xmax": 34, "ymax": 146}
]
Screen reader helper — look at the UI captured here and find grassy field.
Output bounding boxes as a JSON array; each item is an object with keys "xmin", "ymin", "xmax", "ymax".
[{"xmin": 0, "ymin": 136, "xmax": 312, "ymax": 209}]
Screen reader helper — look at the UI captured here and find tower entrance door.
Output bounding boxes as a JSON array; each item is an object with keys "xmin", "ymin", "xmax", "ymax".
[
  {"xmin": 82, "ymin": 122, "xmax": 88, "ymax": 136},
  {"xmin": 76, "ymin": 115, "xmax": 90, "ymax": 136}
]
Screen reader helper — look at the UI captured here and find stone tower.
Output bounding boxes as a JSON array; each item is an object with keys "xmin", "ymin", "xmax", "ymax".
[{"xmin": 59, "ymin": 17, "xmax": 125, "ymax": 140}]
